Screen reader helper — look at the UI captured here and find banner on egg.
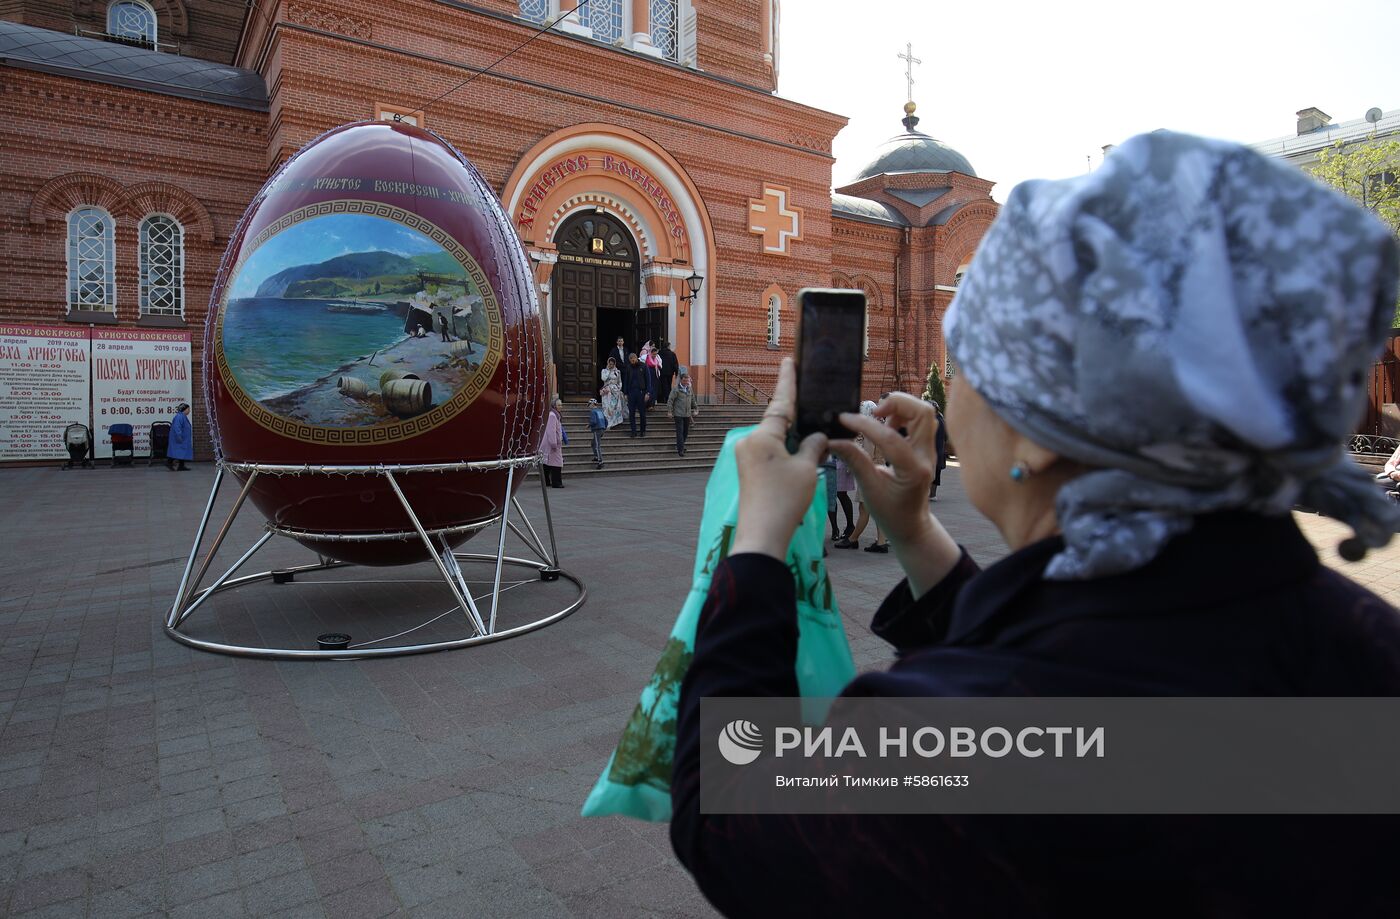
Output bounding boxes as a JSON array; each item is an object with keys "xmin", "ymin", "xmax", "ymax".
[{"xmin": 91, "ymin": 328, "xmax": 192, "ymax": 458}]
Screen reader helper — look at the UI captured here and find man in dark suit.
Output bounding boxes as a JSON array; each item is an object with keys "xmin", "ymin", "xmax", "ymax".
[
  {"xmin": 607, "ymin": 336, "xmax": 629, "ymax": 374},
  {"xmin": 657, "ymin": 339, "xmax": 679, "ymax": 407},
  {"xmin": 623, "ymin": 352, "xmax": 654, "ymax": 437}
]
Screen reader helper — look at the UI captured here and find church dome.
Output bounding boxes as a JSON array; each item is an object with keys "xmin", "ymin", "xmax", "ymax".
[{"xmin": 853, "ymin": 104, "xmax": 977, "ymax": 180}]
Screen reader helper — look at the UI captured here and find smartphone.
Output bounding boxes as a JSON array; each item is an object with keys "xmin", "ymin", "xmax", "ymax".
[{"xmin": 794, "ymin": 288, "xmax": 866, "ymax": 439}]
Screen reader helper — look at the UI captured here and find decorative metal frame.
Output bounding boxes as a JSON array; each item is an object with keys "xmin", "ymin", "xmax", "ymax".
[{"xmin": 165, "ymin": 455, "xmax": 585, "ymax": 659}]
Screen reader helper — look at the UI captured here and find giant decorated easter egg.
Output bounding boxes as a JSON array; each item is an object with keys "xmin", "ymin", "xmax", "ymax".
[{"xmin": 205, "ymin": 121, "xmax": 549, "ymax": 565}]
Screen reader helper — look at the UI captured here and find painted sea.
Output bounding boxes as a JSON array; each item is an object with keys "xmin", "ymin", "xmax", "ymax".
[{"xmin": 223, "ymin": 298, "xmax": 406, "ymax": 401}]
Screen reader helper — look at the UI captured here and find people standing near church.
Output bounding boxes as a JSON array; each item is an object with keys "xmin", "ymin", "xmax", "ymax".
[
  {"xmin": 641, "ymin": 341, "xmax": 663, "ymax": 405},
  {"xmin": 835, "ymin": 401, "xmax": 888, "ymax": 551},
  {"xmin": 600, "ymin": 358, "xmax": 626, "ymax": 429},
  {"xmin": 657, "ymin": 339, "xmax": 679, "ymax": 406},
  {"xmin": 833, "ymin": 455, "xmax": 856, "ymax": 542},
  {"xmin": 667, "ymin": 367, "xmax": 698, "ymax": 457},
  {"xmin": 587, "ymin": 397, "xmax": 608, "ymax": 470},
  {"xmin": 541, "ymin": 396, "xmax": 565, "ymax": 487},
  {"xmin": 166, "ymin": 403, "xmax": 193, "ymax": 471},
  {"xmin": 624, "ymin": 352, "xmax": 654, "ymax": 437},
  {"xmin": 608, "ymin": 336, "xmax": 629, "ymax": 373},
  {"xmin": 931, "ymin": 401, "xmax": 948, "ymax": 501}
]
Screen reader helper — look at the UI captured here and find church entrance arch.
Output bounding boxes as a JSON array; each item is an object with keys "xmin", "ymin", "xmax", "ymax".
[
  {"xmin": 552, "ymin": 211, "xmax": 646, "ymax": 399},
  {"xmin": 502, "ymin": 124, "xmax": 717, "ymax": 396}
]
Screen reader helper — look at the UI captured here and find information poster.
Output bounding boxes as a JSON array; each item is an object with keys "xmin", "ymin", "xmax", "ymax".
[
  {"xmin": 92, "ymin": 328, "xmax": 193, "ymax": 458},
  {"xmin": 0, "ymin": 323, "xmax": 92, "ymax": 460}
]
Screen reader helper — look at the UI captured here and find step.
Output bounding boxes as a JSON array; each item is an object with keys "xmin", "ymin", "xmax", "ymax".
[{"xmin": 530, "ymin": 459, "xmax": 715, "ymax": 478}]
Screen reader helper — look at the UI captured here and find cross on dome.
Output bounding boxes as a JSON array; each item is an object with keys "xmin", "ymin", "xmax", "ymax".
[{"xmin": 897, "ymin": 42, "xmax": 921, "ymax": 105}]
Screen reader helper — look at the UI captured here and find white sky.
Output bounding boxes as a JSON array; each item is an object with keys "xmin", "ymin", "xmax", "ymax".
[{"xmin": 777, "ymin": 0, "xmax": 1399, "ymax": 201}]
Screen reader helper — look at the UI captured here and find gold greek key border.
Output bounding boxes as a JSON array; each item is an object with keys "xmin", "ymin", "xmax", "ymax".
[{"xmin": 214, "ymin": 199, "xmax": 505, "ymax": 446}]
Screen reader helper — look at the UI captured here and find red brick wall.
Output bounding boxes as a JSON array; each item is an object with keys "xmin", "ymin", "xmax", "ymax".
[
  {"xmin": 0, "ymin": 69, "xmax": 268, "ymax": 459},
  {"xmin": 240, "ymin": 2, "xmax": 844, "ymax": 396}
]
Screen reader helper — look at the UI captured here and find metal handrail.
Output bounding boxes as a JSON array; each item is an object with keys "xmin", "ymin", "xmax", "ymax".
[
  {"xmin": 713, "ymin": 369, "xmax": 771, "ymax": 405},
  {"xmin": 1350, "ymin": 434, "xmax": 1400, "ymax": 456}
]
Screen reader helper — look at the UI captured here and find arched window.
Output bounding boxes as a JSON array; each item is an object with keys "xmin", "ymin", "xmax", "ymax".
[
  {"xmin": 650, "ymin": 0, "xmax": 679, "ymax": 60},
  {"xmin": 107, "ymin": 0, "xmax": 157, "ymax": 45},
  {"xmin": 140, "ymin": 215, "xmax": 184, "ymax": 317},
  {"xmin": 588, "ymin": 0, "xmax": 625, "ymax": 44},
  {"xmin": 766, "ymin": 294, "xmax": 781, "ymax": 346},
  {"xmin": 518, "ymin": 0, "xmax": 549, "ymax": 24},
  {"xmin": 67, "ymin": 207, "xmax": 115, "ymax": 312}
]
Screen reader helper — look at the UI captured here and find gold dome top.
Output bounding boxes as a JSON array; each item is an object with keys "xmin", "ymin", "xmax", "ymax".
[{"xmin": 903, "ymin": 101, "xmax": 917, "ymax": 115}]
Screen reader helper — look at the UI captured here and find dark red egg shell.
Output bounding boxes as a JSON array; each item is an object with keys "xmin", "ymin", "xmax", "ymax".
[{"xmin": 204, "ymin": 122, "xmax": 549, "ymax": 565}]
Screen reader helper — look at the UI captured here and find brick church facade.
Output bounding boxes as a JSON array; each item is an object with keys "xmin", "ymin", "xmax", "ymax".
[{"xmin": 1, "ymin": 0, "xmax": 996, "ymax": 458}]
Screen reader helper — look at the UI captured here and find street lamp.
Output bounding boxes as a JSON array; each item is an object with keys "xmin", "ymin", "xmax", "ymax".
[{"xmin": 679, "ymin": 271, "xmax": 704, "ymax": 317}]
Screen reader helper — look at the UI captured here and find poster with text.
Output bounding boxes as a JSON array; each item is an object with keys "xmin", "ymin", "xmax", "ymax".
[
  {"xmin": 92, "ymin": 328, "xmax": 193, "ymax": 458},
  {"xmin": 0, "ymin": 323, "xmax": 92, "ymax": 461}
]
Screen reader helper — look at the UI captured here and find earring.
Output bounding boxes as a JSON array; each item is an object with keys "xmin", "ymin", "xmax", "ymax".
[{"xmin": 1010, "ymin": 461, "xmax": 1030, "ymax": 482}]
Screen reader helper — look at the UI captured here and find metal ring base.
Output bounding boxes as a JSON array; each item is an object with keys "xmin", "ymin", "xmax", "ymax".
[{"xmin": 163, "ymin": 459, "xmax": 584, "ymax": 660}]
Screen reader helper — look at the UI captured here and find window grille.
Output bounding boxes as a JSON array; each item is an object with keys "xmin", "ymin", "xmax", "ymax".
[
  {"xmin": 107, "ymin": 0, "xmax": 157, "ymax": 44},
  {"xmin": 650, "ymin": 0, "xmax": 679, "ymax": 59},
  {"xmin": 589, "ymin": 0, "xmax": 624, "ymax": 44},
  {"xmin": 67, "ymin": 208, "xmax": 115, "ymax": 311},
  {"xmin": 140, "ymin": 215, "xmax": 184, "ymax": 317}
]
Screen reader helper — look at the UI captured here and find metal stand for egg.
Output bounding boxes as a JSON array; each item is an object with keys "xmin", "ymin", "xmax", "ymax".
[{"xmin": 163, "ymin": 455, "xmax": 586, "ymax": 659}]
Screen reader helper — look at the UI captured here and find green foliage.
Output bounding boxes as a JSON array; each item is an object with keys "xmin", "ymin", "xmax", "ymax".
[
  {"xmin": 1309, "ymin": 138, "xmax": 1400, "ymax": 324},
  {"xmin": 921, "ymin": 359, "xmax": 947, "ymax": 409}
]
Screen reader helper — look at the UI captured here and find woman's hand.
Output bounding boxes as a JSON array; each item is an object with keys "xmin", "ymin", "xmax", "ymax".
[
  {"xmin": 830, "ymin": 394, "xmax": 962, "ymax": 596},
  {"xmin": 829, "ymin": 394, "xmax": 938, "ymax": 542},
  {"xmin": 731, "ymin": 358, "xmax": 828, "ymax": 561}
]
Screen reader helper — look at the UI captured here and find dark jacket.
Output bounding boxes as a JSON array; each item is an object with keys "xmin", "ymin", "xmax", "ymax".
[
  {"xmin": 609, "ymin": 346, "xmax": 629, "ymax": 371},
  {"xmin": 660, "ymin": 347, "xmax": 679, "ymax": 382},
  {"xmin": 623, "ymin": 362, "xmax": 655, "ymax": 400},
  {"xmin": 671, "ymin": 512, "xmax": 1400, "ymax": 917},
  {"xmin": 933, "ymin": 410, "xmax": 947, "ymax": 471}
]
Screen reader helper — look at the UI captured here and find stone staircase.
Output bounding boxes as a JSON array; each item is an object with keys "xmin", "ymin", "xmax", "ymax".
[{"xmin": 537, "ymin": 401, "xmax": 768, "ymax": 477}]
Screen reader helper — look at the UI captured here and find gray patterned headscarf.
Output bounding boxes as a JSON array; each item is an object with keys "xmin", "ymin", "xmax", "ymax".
[{"xmin": 945, "ymin": 130, "xmax": 1400, "ymax": 580}]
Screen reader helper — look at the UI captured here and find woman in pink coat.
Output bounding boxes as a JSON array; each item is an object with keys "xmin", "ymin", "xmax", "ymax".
[{"xmin": 541, "ymin": 396, "xmax": 565, "ymax": 488}]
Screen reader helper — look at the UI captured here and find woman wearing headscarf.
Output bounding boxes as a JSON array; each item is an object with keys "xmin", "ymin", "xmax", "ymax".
[
  {"xmin": 540, "ymin": 396, "xmax": 565, "ymax": 488},
  {"xmin": 600, "ymin": 357, "xmax": 626, "ymax": 429},
  {"xmin": 166, "ymin": 402, "xmax": 193, "ymax": 471},
  {"xmin": 642, "ymin": 340, "xmax": 663, "ymax": 402},
  {"xmin": 670, "ymin": 132, "xmax": 1400, "ymax": 915}
]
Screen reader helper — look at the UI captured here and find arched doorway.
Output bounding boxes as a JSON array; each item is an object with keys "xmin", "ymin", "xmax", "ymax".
[{"xmin": 552, "ymin": 211, "xmax": 663, "ymax": 399}]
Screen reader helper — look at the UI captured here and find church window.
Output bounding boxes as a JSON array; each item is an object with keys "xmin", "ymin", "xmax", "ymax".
[
  {"xmin": 107, "ymin": 0, "xmax": 157, "ymax": 45},
  {"xmin": 140, "ymin": 215, "xmax": 184, "ymax": 318},
  {"xmin": 650, "ymin": 0, "xmax": 679, "ymax": 60},
  {"xmin": 518, "ymin": 0, "xmax": 549, "ymax": 24},
  {"xmin": 766, "ymin": 294, "xmax": 781, "ymax": 346},
  {"xmin": 589, "ymin": 0, "xmax": 625, "ymax": 44},
  {"xmin": 67, "ymin": 207, "xmax": 116, "ymax": 312}
]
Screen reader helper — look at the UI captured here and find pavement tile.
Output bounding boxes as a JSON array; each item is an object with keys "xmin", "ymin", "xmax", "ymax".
[{"xmin": 319, "ymin": 877, "xmax": 401, "ymax": 919}]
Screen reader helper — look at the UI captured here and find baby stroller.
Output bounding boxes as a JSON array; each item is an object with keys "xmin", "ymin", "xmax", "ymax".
[
  {"xmin": 109, "ymin": 423, "xmax": 135, "ymax": 466},
  {"xmin": 62, "ymin": 423, "xmax": 92, "ymax": 469},
  {"xmin": 148, "ymin": 421, "xmax": 171, "ymax": 467}
]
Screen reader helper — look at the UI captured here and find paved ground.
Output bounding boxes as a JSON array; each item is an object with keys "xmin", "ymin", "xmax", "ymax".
[{"xmin": 2, "ymin": 459, "xmax": 1398, "ymax": 918}]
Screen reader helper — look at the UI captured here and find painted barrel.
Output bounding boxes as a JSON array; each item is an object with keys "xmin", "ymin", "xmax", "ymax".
[
  {"xmin": 337, "ymin": 376, "xmax": 371, "ymax": 398},
  {"xmin": 378, "ymin": 369, "xmax": 420, "ymax": 389},
  {"xmin": 381, "ymin": 379, "xmax": 432, "ymax": 417},
  {"xmin": 206, "ymin": 121, "xmax": 549, "ymax": 565}
]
